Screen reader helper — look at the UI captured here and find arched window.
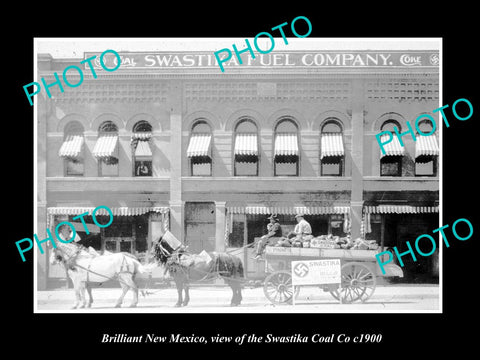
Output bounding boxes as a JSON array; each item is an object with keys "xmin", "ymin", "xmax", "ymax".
[
  {"xmin": 234, "ymin": 119, "xmax": 258, "ymax": 176},
  {"xmin": 59, "ymin": 121, "xmax": 84, "ymax": 176},
  {"xmin": 93, "ymin": 121, "xmax": 119, "ymax": 176},
  {"xmin": 379, "ymin": 120, "xmax": 403, "ymax": 177},
  {"xmin": 131, "ymin": 121, "xmax": 153, "ymax": 177},
  {"xmin": 274, "ymin": 119, "xmax": 299, "ymax": 176},
  {"xmin": 415, "ymin": 119, "xmax": 439, "ymax": 176},
  {"xmin": 320, "ymin": 119, "xmax": 344, "ymax": 176},
  {"xmin": 187, "ymin": 120, "xmax": 212, "ymax": 176}
]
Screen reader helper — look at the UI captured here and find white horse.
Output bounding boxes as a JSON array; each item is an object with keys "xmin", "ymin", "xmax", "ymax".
[{"xmin": 50, "ymin": 242, "xmax": 156, "ymax": 309}]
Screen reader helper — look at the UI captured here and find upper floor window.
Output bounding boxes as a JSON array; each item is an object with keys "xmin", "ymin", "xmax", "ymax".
[
  {"xmin": 93, "ymin": 121, "xmax": 119, "ymax": 177},
  {"xmin": 320, "ymin": 120, "xmax": 344, "ymax": 176},
  {"xmin": 59, "ymin": 121, "xmax": 84, "ymax": 176},
  {"xmin": 187, "ymin": 120, "xmax": 212, "ymax": 176},
  {"xmin": 234, "ymin": 119, "xmax": 258, "ymax": 176},
  {"xmin": 274, "ymin": 119, "xmax": 299, "ymax": 176},
  {"xmin": 131, "ymin": 121, "xmax": 153, "ymax": 177},
  {"xmin": 379, "ymin": 120, "xmax": 403, "ymax": 176},
  {"xmin": 415, "ymin": 119, "xmax": 439, "ymax": 176}
]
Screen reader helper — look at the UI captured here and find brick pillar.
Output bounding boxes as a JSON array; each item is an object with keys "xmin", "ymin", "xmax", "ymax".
[
  {"xmin": 350, "ymin": 78, "xmax": 365, "ymax": 239},
  {"xmin": 168, "ymin": 81, "xmax": 184, "ymax": 242},
  {"xmin": 215, "ymin": 201, "xmax": 227, "ymax": 252}
]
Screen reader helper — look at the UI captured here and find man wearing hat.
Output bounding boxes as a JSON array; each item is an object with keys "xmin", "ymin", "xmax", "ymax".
[
  {"xmin": 253, "ymin": 214, "xmax": 282, "ymax": 260},
  {"xmin": 277, "ymin": 214, "xmax": 313, "ymax": 246},
  {"xmin": 291, "ymin": 214, "xmax": 312, "ymax": 239}
]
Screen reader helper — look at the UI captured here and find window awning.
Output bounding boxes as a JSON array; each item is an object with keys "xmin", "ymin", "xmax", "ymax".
[
  {"xmin": 134, "ymin": 140, "xmax": 152, "ymax": 157},
  {"xmin": 92, "ymin": 134, "xmax": 118, "ymax": 159},
  {"xmin": 227, "ymin": 205, "xmax": 350, "ymax": 215},
  {"xmin": 187, "ymin": 133, "xmax": 211, "ymax": 158},
  {"xmin": 234, "ymin": 133, "xmax": 258, "ymax": 157},
  {"xmin": 47, "ymin": 206, "xmax": 170, "ymax": 216},
  {"xmin": 415, "ymin": 135, "xmax": 439, "ymax": 159},
  {"xmin": 131, "ymin": 132, "xmax": 152, "ymax": 141},
  {"xmin": 321, "ymin": 133, "xmax": 344, "ymax": 159},
  {"xmin": 58, "ymin": 135, "xmax": 84, "ymax": 158},
  {"xmin": 364, "ymin": 205, "xmax": 439, "ymax": 214},
  {"xmin": 380, "ymin": 134, "xmax": 405, "ymax": 158},
  {"xmin": 274, "ymin": 133, "xmax": 298, "ymax": 157}
]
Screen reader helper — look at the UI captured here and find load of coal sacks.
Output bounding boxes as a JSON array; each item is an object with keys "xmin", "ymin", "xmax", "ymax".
[{"xmin": 276, "ymin": 234, "xmax": 379, "ymax": 250}]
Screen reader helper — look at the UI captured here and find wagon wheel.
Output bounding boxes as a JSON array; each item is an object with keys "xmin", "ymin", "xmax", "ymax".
[
  {"xmin": 263, "ymin": 270, "xmax": 299, "ymax": 304},
  {"xmin": 330, "ymin": 262, "xmax": 376, "ymax": 303}
]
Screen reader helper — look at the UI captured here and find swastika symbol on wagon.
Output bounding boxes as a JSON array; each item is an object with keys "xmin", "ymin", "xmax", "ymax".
[{"xmin": 293, "ymin": 262, "xmax": 309, "ymax": 277}]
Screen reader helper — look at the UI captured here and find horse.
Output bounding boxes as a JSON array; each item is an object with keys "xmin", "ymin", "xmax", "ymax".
[
  {"xmin": 50, "ymin": 242, "xmax": 152, "ymax": 309},
  {"xmin": 151, "ymin": 233, "xmax": 244, "ymax": 307}
]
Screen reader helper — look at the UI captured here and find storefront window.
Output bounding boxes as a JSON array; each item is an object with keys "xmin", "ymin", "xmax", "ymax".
[
  {"xmin": 380, "ymin": 120, "xmax": 403, "ymax": 177},
  {"xmin": 188, "ymin": 121, "xmax": 212, "ymax": 176},
  {"xmin": 274, "ymin": 119, "xmax": 299, "ymax": 176},
  {"xmin": 320, "ymin": 120, "xmax": 344, "ymax": 176},
  {"xmin": 132, "ymin": 121, "xmax": 153, "ymax": 177},
  {"xmin": 61, "ymin": 121, "xmax": 85, "ymax": 176},
  {"xmin": 415, "ymin": 120, "xmax": 438, "ymax": 176},
  {"xmin": 234, "ymin": 119, "xmax": 259, "ymax": 176},
  {"xmin": 96, "ymin": 121, "xmax": 119, "ymax": 177}
]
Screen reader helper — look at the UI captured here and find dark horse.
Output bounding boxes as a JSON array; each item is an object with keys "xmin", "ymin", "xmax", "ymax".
[{"xmin": 151, "ymin": 234, "xmax": 244, "ymax": 307}]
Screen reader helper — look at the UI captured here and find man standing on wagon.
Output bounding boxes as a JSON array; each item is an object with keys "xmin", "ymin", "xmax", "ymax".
[{"xmin": 253, "ymin": 214, "xmax": 283, "ymax": 260}]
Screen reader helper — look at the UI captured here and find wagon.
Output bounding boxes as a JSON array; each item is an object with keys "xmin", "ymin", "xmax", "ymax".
[{"xmin": 262, "ymin": 245, "xmax": 403, "ymax": 304}]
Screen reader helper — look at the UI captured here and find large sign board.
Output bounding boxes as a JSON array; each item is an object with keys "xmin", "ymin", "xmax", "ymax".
[{"xmin": 84, "ymin": 51, "xmax": 440, "ymax": 70}]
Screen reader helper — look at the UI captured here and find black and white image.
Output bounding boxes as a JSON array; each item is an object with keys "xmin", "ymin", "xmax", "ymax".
[{"xmin": 33, "ymin": 37, "xmax": 441, "ymax": 313}]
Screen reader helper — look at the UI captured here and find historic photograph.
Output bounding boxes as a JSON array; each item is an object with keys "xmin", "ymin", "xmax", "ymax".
[{"xmin": 33, "ymin": 37, "xmax": 441, "ymax": 313}]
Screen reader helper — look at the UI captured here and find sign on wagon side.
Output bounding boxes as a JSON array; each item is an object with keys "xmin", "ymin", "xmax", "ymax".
[{"xmin": 291, "ymin": 259, "xmax": 341, "ymax": 286}]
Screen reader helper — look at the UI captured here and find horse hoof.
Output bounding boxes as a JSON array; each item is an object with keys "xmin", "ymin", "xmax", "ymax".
[
  {"xmin": 114, "ymin": 303, "xmax": 121, "ymax": 308},
  {"xmin": 71, "ymin": 305, "xmax": 78, "ymax": 309},
  {"xmin": 174, "ymin": 303, "xmax": 182, "ymax": 307},
  {"xmin": 129, "ymin": 304, "xmax": 137, "ymax": 308}
]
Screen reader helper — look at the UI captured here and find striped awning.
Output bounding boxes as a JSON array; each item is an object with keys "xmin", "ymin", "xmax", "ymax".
[
  {"xmin": 92, "ymin": 134, "xmax": 118, "ymax": 159},
  {"xmin": 47, "ymin": 206, "xmax": 170, "ymax": 216},
  {"xmin": 58, "ymin": 135, "xmax": 84, "ymax": 158},
  {"xmin": 187, "ymin": 133, "xmax": 212, "ymax": 158},
  {"xmin": 364, "ymin": 205, "xmax": 439, "ymax": 214},
  {"xmin": 380, "ymin": 134, "xmax": 405, "ymax": 158},
  {"xmin": 415, "ymin": 135, "xmax": 439, "ymax": 158},
  {"xmin": 131, "ymin": 132, "xmax": 152, "ymax": 141},
  {"xmin": 134, "ymin": 140, "xmax": 152, "ymax": 157},
  {"xmin": 227, "ymin": 205, "xmax": 350, "ymax": 215},
  {"xmin": 321, "ymin": 133, "xmax": 344, "ymax": 159},
  {"xmin": 274, "ymin": 133, "xmax": 298, "ymax": 157},
  {"xmin": 234, "ymin": 133, "xmax": 258, "ymax": 156}
]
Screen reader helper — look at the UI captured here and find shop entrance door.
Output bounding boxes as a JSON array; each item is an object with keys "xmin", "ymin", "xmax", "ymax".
[{"xmin": 185, "ymin": 202, "xmax": 216, "ymax": 253}]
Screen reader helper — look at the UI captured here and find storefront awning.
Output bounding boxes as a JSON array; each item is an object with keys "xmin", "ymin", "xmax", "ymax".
[
  {"xmin": 47, "ymin": 206, "xmax": 170, "ymax": 216},
  {"xmin": 187, "ymin": 133, "xmax": 212, "ymax": 158},
  {"xmin": 227, "ymin": 205, "xmax": 350, "ymax": 215},
  {"xmin": 58, "ymin": 135, "xmax": 84, "ymax": 158},
  {"xmin": 364, "ymin": 205, "xmax": 439, "ymax": 214},
  {"xmin": 321, "ymin": 133, "xmax": 344, "ymax": 159},
  {"xmin": 415, "ymin": 135, "xmax": 439, "ymax": 159},
  {"xmin": 380, "ymin": 134, "xmax": 405, "ymax": 158},
  {"xmin": 92, "ymin": 134, "xmax": 118, "ymax": 159},
  {"xmin": 131, "ymin": 132, "xmax": 152, "ymax": 141},
  {"xmin": 134, "ymin": 140, "xmax": 152, "ymax": 157},
  {"xmin": 274, "ymin": 133, "xmax": 298, "ymax": 157},
  {"xmin": 234, "ymin": 133, "xmax": 258, "ymax": 157}
]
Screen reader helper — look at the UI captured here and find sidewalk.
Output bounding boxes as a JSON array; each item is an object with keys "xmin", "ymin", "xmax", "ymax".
[{"xmin": 35, "ymin": 284, "xmax": 440, "ymax": 313}]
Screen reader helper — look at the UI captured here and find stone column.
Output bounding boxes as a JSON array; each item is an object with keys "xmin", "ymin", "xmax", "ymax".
[
  {"xmin": 215, "ymin": 201, "xmax": 227, "ymax": 252},
  {"xmin": 350, "ymin": 78, "xmax": 365, "ymax": 239},
  {"xmin": 37, "ymin": 92, "xmax": 49, "ymax": 290},
  {"xmin": 168, "ymin": 81, "xmax": 184, "ymax": 242}
]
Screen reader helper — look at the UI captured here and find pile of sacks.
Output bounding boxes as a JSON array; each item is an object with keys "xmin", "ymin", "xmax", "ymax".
[{"xmin": 336, "ymin": 237, "xmax": 379, "ymax": 250}]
